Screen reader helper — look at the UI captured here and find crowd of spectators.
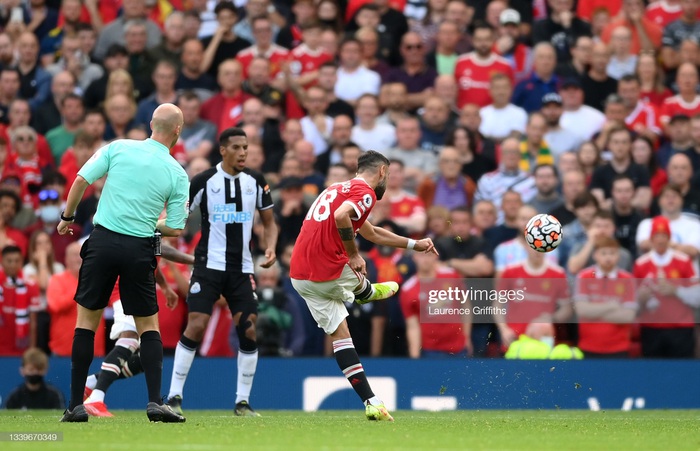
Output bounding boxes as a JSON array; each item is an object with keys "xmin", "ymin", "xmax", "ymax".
[{"xmin": 0, "ymin": 0, "xmax": 699, "ymax": 361}]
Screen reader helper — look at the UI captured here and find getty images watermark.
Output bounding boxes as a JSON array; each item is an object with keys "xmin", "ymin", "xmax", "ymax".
[{"xmin": 417, "ymin": 278, "xmax": 700, "ymax": 325}]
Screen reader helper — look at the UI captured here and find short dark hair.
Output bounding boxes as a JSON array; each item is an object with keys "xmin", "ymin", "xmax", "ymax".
[
  {"xmin": 357, "ymin": 150, "xmax": 389, "ymax": 174},
  {"xmin": 75, "ymin": 23, "xmax": 95, "ymax": 34},
  {"xmin": 42, "ymin": 171, "xmax": 67, "ymax": 187},
  {"xmin": 61, "ymin": 93, "xmax": 83, "ymax": 108},
  {"xmin": 450, "ymin": 205, "xmax": 471, "ymax": 217},
  {"xmin": 472, "ymin": 20, "xmax": 494, "ymax": 35},
  {"xmin": 388, "ymin": 158, "xmax": 404, "ymax": 168},
  {"xmin": 339, "ymin": 37, "xmax": 362, "ymax": 52},
  {"xmin": 612, "ymin": 174, "xmax": 634, "ymax": 188},
  {"xmin": 573, "ymin": 192, "xmax": 599, "ymax": 210},
  {"xmin": 73, "ymin": 129, "xmax": 98, "ymax": 148},
  {"xmin": 593, "ymin": 209, "xmax": 614, "ymax": 222},
  {"xmin": 214, "ymin": 1, "xmax": 238, "ymax": 16},
  {"xmin": 329, "ymin": 163, "xmax": 350, "ymax": 172},
  {"xmin": 619, "ymin": 74, "xmax": 640, "ymax": 85},
  {"xmin": 2, "ymin": 245, "xmax": 21, "ymax": 256},
  {"xmin": 219, "ymin": 127, "xmax": 247, "ymax": 146},
  {"xmin": 356, "ymin": 3, "xmax": 380, "ymax": 14},
  {"xmin": 178, "ymin": 90, "xmax": 200, "ymax": 103},
  {"xmin": 533, "ymin": 163, "xmax": 558, "ymax": 178},
  {"xmin": 300, "ymin": 20, "xmax": 323, "ymax": 31},
  {"xmin": 0, "ymin": 189, "xmax": 20, "ymax": 214},
  {"xmin": 85, "ymin": 108, "xmax": 106, "ymax": 122},
  {"xmin": 319, "ymin": 61, "xmax": 338, "ymax": 71},
  {"xmin": 659, "ymin": 184, "xmax": 683, "ymax": 197}
]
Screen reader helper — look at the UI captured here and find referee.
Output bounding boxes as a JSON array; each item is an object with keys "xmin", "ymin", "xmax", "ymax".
[{"xmin": 57, "ymin": 103, "xmax": 190, "ymax": 423}]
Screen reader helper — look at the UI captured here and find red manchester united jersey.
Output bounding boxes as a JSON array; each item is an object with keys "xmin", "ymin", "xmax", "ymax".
[
  {"xmin": 286, "ymin": 44, "xmax": 333, "ymax": 119},
  {"xmin": 633, "ymin": 250, "xmax": 696, "ymax": 327},
  {"xmin": 290, "ymin": 178, "xmax": 376, "ymax": 282},
  {"xmin": 659, "ymin": 95, "xmax": 700, "ymax": 125},
  {"xmin": 236, "ymin": 44, "xmax": 290, "ymax": 79},
  {"xmin": 575, "ymin": 267, "xmax": 636, "ymax": 354},
  {"xmin": 455, "ymin": 52, "xmax": 514, "ymax": 109},
  {"xmin": 497, "ymin": 262, "xmax": 569, "ymax": 337},
  {"xmin": 400, "ymin": 268, "xmax": 467, "ymax": 354}
]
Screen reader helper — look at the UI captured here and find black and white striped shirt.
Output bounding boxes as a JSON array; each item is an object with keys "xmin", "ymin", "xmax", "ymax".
[{"xmin": 190, "ymin": 164, "xmax": 273, "ymax": 273}]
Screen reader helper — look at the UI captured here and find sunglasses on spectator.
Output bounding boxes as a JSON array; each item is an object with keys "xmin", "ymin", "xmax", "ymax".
[
  {"xmin": 403, "ymin": 43, "xmax": 423, "ymax": 50},
  {"xmin": 15, "ymin": 135, "xmax": 34, "ymax": 142},
  {"xmin": 38, "ymin": 189, "xmax": 60, "ymax": 202}
]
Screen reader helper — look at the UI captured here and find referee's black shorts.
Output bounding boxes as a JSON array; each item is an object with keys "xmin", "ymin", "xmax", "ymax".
[{"xmin": 74, "ymin": 225, "xmax": 158, "ymax": 317}]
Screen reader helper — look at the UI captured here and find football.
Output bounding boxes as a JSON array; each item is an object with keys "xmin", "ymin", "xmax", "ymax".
[{"xmin": 525, "ymin": 214, "xmax": 563, "ymax": 253}]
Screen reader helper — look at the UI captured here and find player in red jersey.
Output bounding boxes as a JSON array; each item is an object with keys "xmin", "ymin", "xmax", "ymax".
[
  {"xmin": 454, "ymin": 22, "xmax": 514, "ymax": 109},
  {"xmin": 82, "ymin": 243, "xmax": 194, "ymax": 417},
  {"xmin": 495, "ymin": 247, "xmax": 571, "ymax": 348},
  {"xmin": 290, "ymin": 150, "xmax": 437, "ymax": 421},
  {"xmin": 633, "ymin": 216, "xmax": 700, "ymax": 358},
  {"xmin": 575, "ymin": 236, "xmax": 637, "ymax": 358}
]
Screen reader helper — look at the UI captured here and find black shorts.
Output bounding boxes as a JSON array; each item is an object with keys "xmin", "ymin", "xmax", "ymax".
[
  {"xmin": 187, "ymin": 267, "xmax": 257, "ymax": 316},
  {"xmin": 74, "ymin": 225, "xmax": 158, "ymax": 317}
]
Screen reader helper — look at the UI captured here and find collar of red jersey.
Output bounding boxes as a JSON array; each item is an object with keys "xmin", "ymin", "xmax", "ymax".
[
  {"xmin": 593, "ymin": 266, "xmax": 618, "ymax": 279},
  {"xmin": 650, "ymin": 250, "xmax": 674, "ymax": 267}
]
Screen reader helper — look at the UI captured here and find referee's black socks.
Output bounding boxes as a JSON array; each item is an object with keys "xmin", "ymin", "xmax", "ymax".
[
  {"xmin": 70, "ymin": 328, "xmax": 95, "ymax": 410},
  {"xmin": 140, "ymin": 331, "xmax": 164, "ymax": 404}
]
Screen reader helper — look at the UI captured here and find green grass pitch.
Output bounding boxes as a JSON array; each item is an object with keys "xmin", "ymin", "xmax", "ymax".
[{"xmin": 1, "ymin": 410, "xmax": 699, "ymax": 450}]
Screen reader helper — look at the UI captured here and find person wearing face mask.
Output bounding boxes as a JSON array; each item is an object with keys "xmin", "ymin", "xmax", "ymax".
[
  {"xmin": 24, "ymin": 187, "xmax": 82, "ymax": 266},
  {"xmin": 3, "ymin": 347, "xmax": 65, "ymax": 409}
]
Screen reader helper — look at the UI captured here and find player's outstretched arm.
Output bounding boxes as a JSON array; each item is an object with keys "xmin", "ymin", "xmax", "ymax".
[
  {"xmin": 161, "ymin": 243, "xmax": 195, "ymax": 265},
  {"xmin": 358, "ymin": 220, "xmax": 438, "ymax": 255}
]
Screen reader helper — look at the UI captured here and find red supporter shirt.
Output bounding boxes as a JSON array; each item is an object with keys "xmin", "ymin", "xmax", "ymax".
[
  {"xmin": 400, "ymin": 268, "xmax": 467, "ymax": 354},
  {"xmin": 199, "ymin": 302, "xmax": 234, "ymax": 357},
  {"xmin": 640, "ymin": 88, "xmax": 674, "ymax": 109},
  {"xmin": 286, "ymin": 44, "xmax": 333, "ymax": 119},
  {"xmin": 633, "ymin": 250, "xmax": 697, "ymax": 328},
  {"xmin": 200, "ymin": 91, "xmax": 251, "ymax": 134},
  {"xmin": 367, "ymin": 247, "xmax": 406, "ymax": 284},
  {"xmin": 237, "ymin": 44, "xmax": 289, "ymax": 79},
  {"xmin": 497, "ymin": 262, "xmax": 569, "ymax": 337},
  {"xmin": 455, "ymin": 53, "xmax": 514, "ymax": 109},
  {"xmin": 659, "ymin": 95, "xmax": 700, "ymax": 124},
  {"xmin": 577, "ymin": 0, "xmax": 622, "ymax": 21},
  {"xmin": 575, "ymin": 267, "xmax": 636, "ymax": 354},
  {"xmin": 58, "ymin": 149, "xmax": 95, "ymax": 201},
  {"xmin": 290, "ymin": 178, "xmax": 376, "ymax": 282},
  {"xmin": 626, "ymin": 101, "xmax": 661, "ymax": 136},
  {"xmin": 3, "ymin": 154, "xmax": 42, "ymax": 207},
  {"xmin": 389, "ymin": 192, "xmax": 425, "ymax": 227},
  {"xmin": 645, "ymin": 1, "xmax": 700, "ymax": 28},
  {"xmin": 0, "ymin": 271, "xmax": 41, "ymax": 356}
]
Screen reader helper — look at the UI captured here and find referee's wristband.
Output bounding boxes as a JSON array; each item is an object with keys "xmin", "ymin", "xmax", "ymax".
[
  {"xmin": 407, "ymin": 239, "xmax": 416, "ymax": 250},
  {"xmin": 60, "ymin": 211, "xmax": 75, "ymax": 222}
]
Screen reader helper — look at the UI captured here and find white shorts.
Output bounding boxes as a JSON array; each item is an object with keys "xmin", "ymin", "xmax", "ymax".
[
  {"xmin": 109, "ymin": 300, "xmax": 138, "ymax": 341},
  {"xmin": 291, "ymin": 265, "xmax": 364, "ymax": 335}
]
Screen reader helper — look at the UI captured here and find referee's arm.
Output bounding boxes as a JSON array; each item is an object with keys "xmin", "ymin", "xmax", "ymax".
[{"xmin": 57, "ymin": 175, "xmax": 91, "ymax": 235}]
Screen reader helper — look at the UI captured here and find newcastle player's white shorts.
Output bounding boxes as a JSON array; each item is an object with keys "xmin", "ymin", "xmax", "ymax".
[{"xmin": 109, "ymin": 300, "xmax": 138, "ymax": 340}]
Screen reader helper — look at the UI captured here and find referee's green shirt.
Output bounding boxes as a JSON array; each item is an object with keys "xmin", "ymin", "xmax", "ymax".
[{"xmin": 78, "ymin": 138, "xmax": 190, "ymax": 238}]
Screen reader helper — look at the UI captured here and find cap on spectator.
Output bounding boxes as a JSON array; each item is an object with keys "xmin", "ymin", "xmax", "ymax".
[
  {"xmin": 542, "ymin": 92, "xmax": 562, "ymax": 106},
  {"xmin": 669, "ymin": 114, "xmax": 690, "ymax": 125},
  {"xmin": 260, "ymin": 88, "xmax": 283, "ymax": 107},
  {"xmin": 650, "ymin": 216, "xmax": 671, "ymax": 238},
  {"xmin": 500, "ymin": 9, "xmax": 521, "ymax": 25},
  {"xmin": 561, "ymin": 78, "xmax": 582, "ymax": 89},
  {"xmin": 105, "ymin": 44, "xmax": 128, "ymax": 58},
  {"xmin": 276, "ymin": 176, "xmax": 304, "ymax": 190}
]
